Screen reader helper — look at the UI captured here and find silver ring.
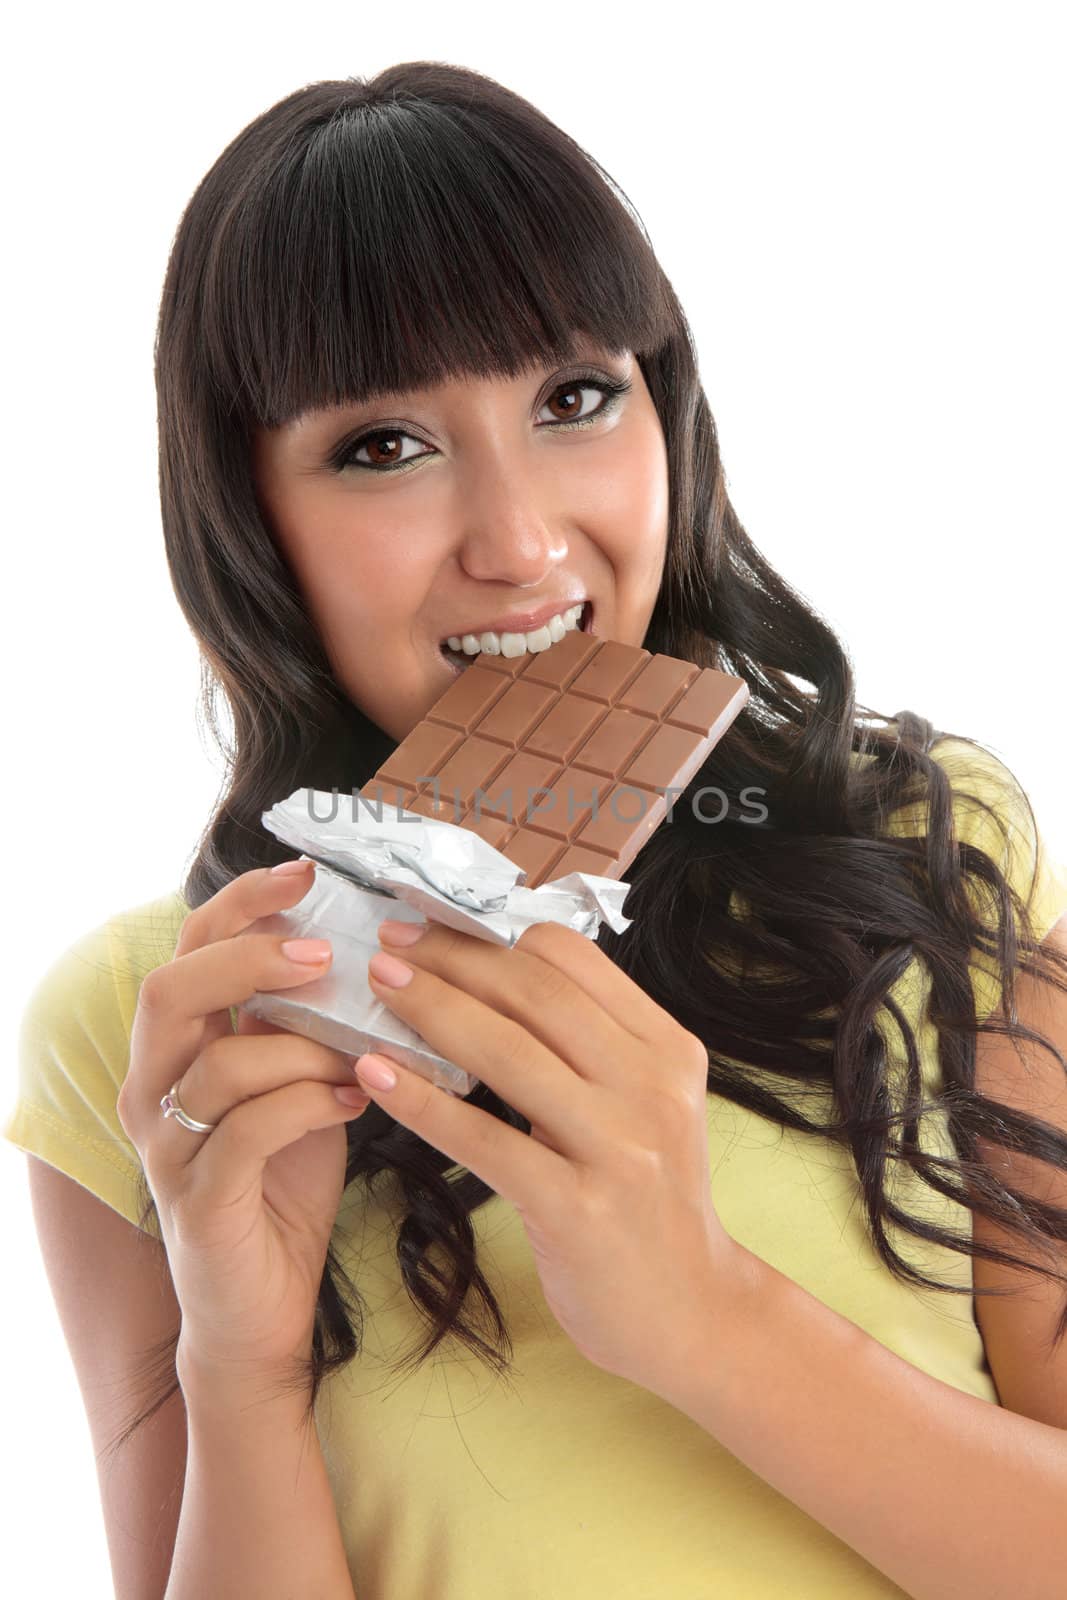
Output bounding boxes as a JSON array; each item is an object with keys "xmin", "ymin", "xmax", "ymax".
[{"xmin": 160, "ymin": 1079, "xmax": 218, "ymax": 1133}]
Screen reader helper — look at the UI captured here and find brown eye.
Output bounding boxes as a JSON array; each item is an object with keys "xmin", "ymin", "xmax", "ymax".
[
  {"xmin": 541, "ymin": 382, "xmax": 604, "ymax": 424},
  {"xmin": 536, "ymin": 374, "xmax": 633, "ymax": 430},
  {"xmin": 360, "ymin": 433, "xmax": 406, "ymax": 467},
  {"xmin": 335, "ymin": 428, "xmax": 433, "ymax": 473}
]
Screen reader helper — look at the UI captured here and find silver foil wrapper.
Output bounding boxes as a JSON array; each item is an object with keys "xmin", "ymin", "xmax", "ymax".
[{"xmin": 240, "ymin": 788, "xmax": 633, "ymax": 1097}]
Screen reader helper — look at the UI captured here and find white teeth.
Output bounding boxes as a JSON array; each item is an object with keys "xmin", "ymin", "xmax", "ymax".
[{"xmin": 443, "ymin": 603, "xmax": 585, "ymax": 662}]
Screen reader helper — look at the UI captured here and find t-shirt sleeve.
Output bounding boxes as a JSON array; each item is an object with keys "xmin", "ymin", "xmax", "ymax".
[
  {"xmin": 929, "ymin": 738, "xmax": 1067, "ymax": 1022},
  {"xmin": 1, "ymin": 894, "xmax": 189, "ymax": 1238}
]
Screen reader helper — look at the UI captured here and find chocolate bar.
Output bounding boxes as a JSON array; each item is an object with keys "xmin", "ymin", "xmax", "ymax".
[{"xmin": 361, "ymin": 631, "xmax": 749, "ymax": 888}]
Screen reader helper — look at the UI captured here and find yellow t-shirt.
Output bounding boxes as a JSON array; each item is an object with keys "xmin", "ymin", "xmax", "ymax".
[{"xmin": 5, "ymin": 738, "xmax": 1067, "ymax": 1599}]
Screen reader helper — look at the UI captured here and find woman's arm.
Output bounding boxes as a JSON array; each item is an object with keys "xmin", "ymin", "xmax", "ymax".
[
  {"xmin": 167, "ymin": 1349, "xmax": 356, "ymax": 1600},
  {"xmin": 660, "ymin": 1245, "xmax": 1067, "ymax": 1600}
]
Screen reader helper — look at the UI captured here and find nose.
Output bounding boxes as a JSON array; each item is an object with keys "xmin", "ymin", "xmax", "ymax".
[{"xmin": 455, "ymin": 474, "xmax": 569, "ymax": 589}]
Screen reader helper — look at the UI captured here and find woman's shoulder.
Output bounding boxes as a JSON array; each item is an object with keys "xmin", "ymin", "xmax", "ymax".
[
  {"xmin": 872, "ymin": 736, "xmax": 1067, "ymax": 1034},
  {"xmin": 3, "ymin": 888, "xmax": 192, "ymax": 1232},
  {"xmin": 22, "ymin": 887, "xmax": 191, "ymax": 1034},
  {"xmin": 30, "ymin": 888, "xmax": 194, "ymax": 1043},
  {"xmin": 878, "ymin": 735, "xmax": 1067, "ymax": 936},
  {"xmin": 25, "ymin": 887, "xmax": 190, "ymax": 1068},
  {"xmin": 102, "ymin": 887, "xmax": 194, "ymax": 1014}
]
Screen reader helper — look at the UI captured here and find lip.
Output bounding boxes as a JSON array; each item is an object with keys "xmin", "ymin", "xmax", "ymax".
[
  {"xmin": 439, "ymin": 600, "xmax": 594, "ymax": 677},
  {"xmin": 439, "ymin": 595, "xmax": 588, "ymax": 644}
]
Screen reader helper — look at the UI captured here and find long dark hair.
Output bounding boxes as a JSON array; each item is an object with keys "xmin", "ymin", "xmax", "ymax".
[{"xmin": 105, "ymin": 61, "xmax": 1067, "ymax": 1461}]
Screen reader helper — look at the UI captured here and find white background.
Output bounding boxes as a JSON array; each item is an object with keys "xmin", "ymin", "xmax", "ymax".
[{"xmin": 3, "ymin": 2, "xmax": 1064, "ymax": 1592}]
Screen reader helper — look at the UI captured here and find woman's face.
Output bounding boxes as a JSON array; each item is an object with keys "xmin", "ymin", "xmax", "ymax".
[{"xmin": 251, "ymin": 337, "xmax": 670, "ymax": 743}]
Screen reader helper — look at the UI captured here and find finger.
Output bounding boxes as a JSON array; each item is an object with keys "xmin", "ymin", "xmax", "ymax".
[
  {"xmin": 148, "ymin": 1030, "xmax": 369, "ymax": 1173},
  {"xmin": 377, "ymin": 920, "xmax": 630, "ymax": 1082},
  {"xmin": 352, "ymin": 1051, "xmax": 573, "ymax": 1218},
  {"xmin": 365, "ymin": 954, "xmax": 607, "ymax": 1155},
  {"xmin": 179, "ymin": 1079, "xmax": 371, "ymax": 1212},
  {"xmin": 174, "ymin": 861, "xmax": 320, "ymax": 1053},
  {"xmin": 174, "ymin": 861, "xmax": 317, "ymax": 960},
  {"xmin": 125, "ymin": 928, "xmax": 335, "ymax": 1132},
  {"xmin": 512, "ymin": 920, "xmax": 681, "ymax": 1047}
]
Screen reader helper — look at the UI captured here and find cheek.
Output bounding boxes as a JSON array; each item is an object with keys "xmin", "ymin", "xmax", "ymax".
[
  {"xmin": 604, "ymin": 431, "xmax": 670, "ymax": 574},
  {"xmin": 290, "ymin": 517, "xmax": 435, "ymax": 635}
]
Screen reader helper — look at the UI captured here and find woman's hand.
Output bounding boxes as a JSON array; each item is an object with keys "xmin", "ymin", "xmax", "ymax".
[
  {"xmin": 116, "ymin": 863, "xmax": 372, "ymax": 1388},
  {"xmin": 343, "ymin": 915, "xmax": 745, "ymax": 1400}
]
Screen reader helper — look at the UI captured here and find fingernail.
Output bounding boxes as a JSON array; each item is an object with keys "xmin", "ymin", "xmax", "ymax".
[
  {"xmin": 377, "ymin": 919, "xmax": 426, "ymax": 946},
  {"xmin": 271, "ymin": 859, "xmax": 312, "ymax": 876},
  {"xmin": 355, "ymin": 1055, "xmax": 398, "ymax": 1091},
  {"xmin": 368, "ymin": 950, "xmax": 413, "ymax": 987},
  {"xmin": 282, "ymin": 938, "xmax": 332, "ymax": 965}
]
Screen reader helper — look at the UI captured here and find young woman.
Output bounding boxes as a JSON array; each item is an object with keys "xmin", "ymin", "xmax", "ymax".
[{"xmin": 8, "ymin": 63, "xmax": 1067, "ymax": 1600}]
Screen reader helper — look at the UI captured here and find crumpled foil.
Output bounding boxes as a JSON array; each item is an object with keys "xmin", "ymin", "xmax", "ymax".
[{"xmin": 240, "ymin": 788, "xmax": 633, "ymax": 1097}]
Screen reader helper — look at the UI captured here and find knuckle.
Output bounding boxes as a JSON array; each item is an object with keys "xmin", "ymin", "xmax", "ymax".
[
  {"xmin": 407, "ymin": 1078, "xmax": 436, "ymax": 1120},
  {"xmin": 677, "ymin": 1028, "xmax": 708, "ymax": 1077},
  {"xmin": 464, "ymin": 1106, "xmax": 500, "ymax": 1167},
  {"xmin": 172, "ymin": 866, "xmax": 265, "ymax": 959},
  {"xmin": 516, "ymin": 920, "xmax": 573, "ymax": 960},
  {"xmin": 525, "ymin": 958, "xmax": 570, "ymax": 1008},
  {"xmin": 136, "ymin": 963, "xmax": 173, "ymax": 1014},
  {"xmin": 232, "ymin": 868, "xmax": 271, "ymax": 916},
  {"xmin": 660, "ymin": 1085, "xmax": 700, "ymax": 1128},
  {"xmin": 616, "ymin": 1138, "xmax": 669, "ymax": 1183},
  {"xmin": 493, "ymin": 1022, "xmax": 529, "ymax": 1071},
  {"xmin": 173, "ymin": 906, "xmax": 208, "ymax": 958},
  {"xmin": 115, "ymin": 1081, "xmax": 137, "ymax": 1138},
  {"xmin": 426, "ymin": 923, "xmax": 463, "ymax": 962},
  {"xmin": 194, "ymin": 1034, "xmax": 231, "ymax": 1080}
]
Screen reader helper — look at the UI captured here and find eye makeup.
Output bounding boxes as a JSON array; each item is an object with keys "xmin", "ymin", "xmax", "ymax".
[{"xmin": 323, "ymin": 369, "xmax": 635, "ymax": 476}]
